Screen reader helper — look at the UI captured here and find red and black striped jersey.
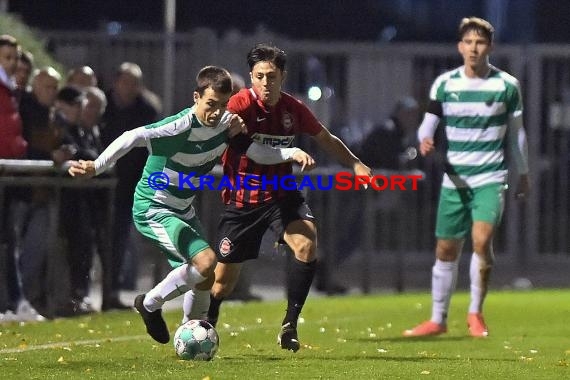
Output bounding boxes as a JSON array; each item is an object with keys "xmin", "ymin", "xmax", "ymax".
[{"xmin": 222, "ymin": 88, "xmax": 323, "ymax": 207}]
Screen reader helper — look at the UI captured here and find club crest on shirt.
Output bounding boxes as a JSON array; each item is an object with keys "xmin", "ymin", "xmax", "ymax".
[
  {"xmin": 282, "ymin": 112, "xmax": 293, "ymax": 130},
  {"xmin": 219, "ymin": 237, "xmax": 233, "ymax": 257}
]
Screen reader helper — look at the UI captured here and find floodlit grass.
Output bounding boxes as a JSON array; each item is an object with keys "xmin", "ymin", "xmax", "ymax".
[{"xmin": 1, "ymin": 290, "xmax": 569, "ymax": 379}]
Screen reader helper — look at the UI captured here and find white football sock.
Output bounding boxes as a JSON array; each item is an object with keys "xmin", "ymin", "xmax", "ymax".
[
  {"xmin": 144, "ymin": 264, "xmax": 206, "ymax": 312},
  {"xmin": 182, "ymin": 289, "xmax": 211, "ymax": 324},
  {"xmin": 469, "ymin": 253, "xmax": 490, "ymax": 314},
  {"xmin": 431, "ymin": 259, "xmax": 458, "ymax": 325}
]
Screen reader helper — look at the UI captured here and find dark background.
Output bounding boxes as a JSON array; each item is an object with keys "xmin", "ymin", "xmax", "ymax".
[{"xmin": 7, "ymin": 0, "xmax": 570, "ymax": 43}]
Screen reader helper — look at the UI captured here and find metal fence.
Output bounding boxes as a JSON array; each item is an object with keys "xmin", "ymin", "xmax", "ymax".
[{"xmin": 0, "ymin": 160, "xmax": 117, "ymax": 316}]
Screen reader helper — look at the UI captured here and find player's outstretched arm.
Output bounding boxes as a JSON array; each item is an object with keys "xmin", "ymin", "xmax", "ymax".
[
  {"xmin": 69, "ymin": 127, "xmax": 149, "ymax": 179},
  {"xmin": 68, "ymin": 159, "xmax": 96, "ymax": 178}
]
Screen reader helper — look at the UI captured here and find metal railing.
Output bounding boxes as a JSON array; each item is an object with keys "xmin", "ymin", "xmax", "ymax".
[{"xmin": 0, "ymin": 159, "xmax": 117, "ymax": 317}]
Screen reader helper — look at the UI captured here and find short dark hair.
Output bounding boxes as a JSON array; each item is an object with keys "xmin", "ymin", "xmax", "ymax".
[
  {"xmin": 195, "ymin": 66, "xmax": 232, "ymax": 96},
  {"xmin": 247, "ymin": 43, "xmax": 287, "ymax": 72},
  {"xmin": 458, "ymin": 17, "xmax": 494, "ymax": 42},
  {"xmin": 57, "ymin": 86, "xmax": 84, "ymax": 105}
]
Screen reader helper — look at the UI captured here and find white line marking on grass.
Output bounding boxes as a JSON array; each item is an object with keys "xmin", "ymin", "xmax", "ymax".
[
  {"xmin": 0, "ymin": 335, "xmax": 149, "ymax": 354},
  {"xmin": 1, "ymin": 315, "xmax": 365, "ymax": 354}
]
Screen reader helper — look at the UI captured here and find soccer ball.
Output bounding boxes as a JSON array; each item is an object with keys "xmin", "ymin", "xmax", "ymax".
[{"xmin": 173, "ymin": 319, "xmax": 219, "ymax": 361}]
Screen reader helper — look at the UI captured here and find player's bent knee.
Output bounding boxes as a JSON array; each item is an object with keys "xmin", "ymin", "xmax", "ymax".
[
  {"xmin": 435, "ymin": 247, "xmax": 459, "ymax": 261},
  {"xmin": 435, "ymin": 239, "xmax": 462, "ymax": 261},
  {"xmin": 192, "ymin": 249, "xmax": 217, "ymax": 278}
]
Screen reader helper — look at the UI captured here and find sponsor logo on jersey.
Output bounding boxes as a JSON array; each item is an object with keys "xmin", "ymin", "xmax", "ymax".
[{"xmin": 251, "ymin": 133, "xmax": 295, "ymax": 147}]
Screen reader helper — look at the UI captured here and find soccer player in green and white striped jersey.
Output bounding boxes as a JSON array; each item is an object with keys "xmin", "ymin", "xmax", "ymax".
[
  {"xmin": 68, "ymin": 66, "xmax": 315, "ymax": 344},
  {"xmin": 403, "ymin": 17, "xmax": 529, "ymax": 338}
]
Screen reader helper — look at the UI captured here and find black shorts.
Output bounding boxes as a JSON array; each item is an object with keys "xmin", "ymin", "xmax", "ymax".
[{"xmin": 216, "ymin": 192, "xmax": 315, "ymax": 263}]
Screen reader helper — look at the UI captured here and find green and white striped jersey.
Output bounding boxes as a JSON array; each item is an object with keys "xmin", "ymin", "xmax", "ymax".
[
  {"xmin": 430, "ymin": 65, "xmax": 523, "ymax": 189},
  {"xmin": 90, "ymin": 105, "xmax": 230, "ymax": 222},
  {"xmin": 133, "ymin": 106, "xmax": 230, "ymax": 217}
]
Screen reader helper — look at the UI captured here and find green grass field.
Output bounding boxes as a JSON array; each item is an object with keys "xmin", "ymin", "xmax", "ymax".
[{"xmin": 1, "ymin": 290, "xmax": 569, "ymax": 379}]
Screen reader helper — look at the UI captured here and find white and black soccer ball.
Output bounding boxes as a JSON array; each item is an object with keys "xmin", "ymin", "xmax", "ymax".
[{"xmin": 173, "ymin": 319, "xmax": 219, "ymax": 361}]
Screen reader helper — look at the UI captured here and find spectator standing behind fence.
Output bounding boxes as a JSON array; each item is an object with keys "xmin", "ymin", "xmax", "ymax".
[
  {"xmin": 0, "ymin": 34, "xmax": 28, "ymax": 320},
  {"xmin": 64, "ymin": 85, "xmax": 118, "ymax": 312},
  {"xmin": 314, "ymin": 97, "xmax": 422, "ymax": 295},
  {"xmin": 359, "ymin": 97, "xmax": 421, "ymax": 171},
  {"xmin": 53, "ymin": 86, "xmax": 98, "ymax": 315},
  {"xmin": 20, "ymin": 67, "xmax": 62, "ymax": 160},
  {"xmin": 61, "ymin": 68, "xmax": 103, "ymax": 311},
  {"xmin": 14, "ymin": 50, "xmax": 33, "ymax": 101},
  {"xmin": 0, "ymin": 34, "xmax": 27, "ymax": 158},
  {"xmin": 17, "ymin": 67, "xmax": 62, "ymax": 318},
  {"xmin": 100, "ymin": 62, "xmax": 159, "ymax": 310},
  {"xmin": 357, "ymin": 96, "xmax": 425, "ymax": 248},
  {"xmin": 403, "ymin": 17, "xmax": 529, "ymax": 338}
]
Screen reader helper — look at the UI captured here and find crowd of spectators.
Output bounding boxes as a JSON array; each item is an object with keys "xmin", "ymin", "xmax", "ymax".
[{"xmin": 0, "ymin": 34, "xmax": 161, "ymax": 320}]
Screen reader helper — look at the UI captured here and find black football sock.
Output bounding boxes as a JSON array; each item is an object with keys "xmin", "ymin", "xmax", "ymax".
[
  {"xmin": 282, "ymin": 258, "xmax": 317, "ymax": 328},
  {"xmin": 207, "ymin": 294, "xmax": 224, "ymax": 328}
]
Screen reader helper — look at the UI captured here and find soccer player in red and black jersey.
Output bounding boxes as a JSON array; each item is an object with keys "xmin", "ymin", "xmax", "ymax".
[{"xmin": 207, "ymin": 43, "xmax": 372, "ymax": 352}]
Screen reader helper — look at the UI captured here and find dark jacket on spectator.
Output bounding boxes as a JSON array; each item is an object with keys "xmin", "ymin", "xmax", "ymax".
[{"xmin": 19, "ymin": 92, "xmax": 62, "ymax": 160}]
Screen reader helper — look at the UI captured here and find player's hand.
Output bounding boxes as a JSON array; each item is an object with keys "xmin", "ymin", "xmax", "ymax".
[
  {"xmin": 515, "ymin": 174, "xmax": 529, "ymax": 200},
  {"xmin": 419, "ymin": 137, "xmax": 435, "ymax": 156},
  {"xmin": 292, "ymin": 149, "xmax": 316, "ymax": 172},
  {"xmin": 353, "ymin": 160, "xmax": 373, "ymax": 189},
  {"xmin": 228, "ymin": 114, "xmax": 247, "ymax": 138},
  {"xmin": 353, "ymin": 160, "xmax": 372, "ymax": 177},
  {"xmin": 68, "ymin": 160, "xmax": 96, "ymax": 178}
]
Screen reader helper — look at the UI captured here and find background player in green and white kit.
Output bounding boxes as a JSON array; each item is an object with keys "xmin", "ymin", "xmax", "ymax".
[
  {"xmin": 403, "ymin": 17, "xmax": 529, "ymax": 338},
  {"xmin": 68, "ymin": 66, "xmax": 315, "ymax": 344}
]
